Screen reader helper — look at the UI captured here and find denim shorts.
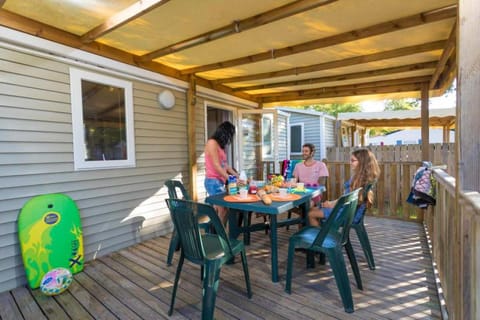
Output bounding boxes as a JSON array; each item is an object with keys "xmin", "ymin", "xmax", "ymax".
[
  {"xmin": 204, "ymin": 178, "xmax": 226, "ymax": 196},
  {"xmin": 320, "ymin": 203, "xmax": 365, "ymax": 224}
]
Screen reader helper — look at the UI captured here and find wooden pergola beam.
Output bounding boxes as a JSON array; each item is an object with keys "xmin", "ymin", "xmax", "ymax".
[
  {"xmin": 232, "ymin": 61, "xmax": 438, "ymax": 92},
  {"xmin": 216, "ymin": 41, "xmax": 444, "ymax": 85},
  {"xmin": 181, "ymin": 5, "xmax": 456, "ymax": 75},
  {"xmin": 435, "ymin": 52, "xmax": 457, "ymax": 92},
  {"xmin": 139, "ymin": 0, "xmax": 337, "ymax": 61},
  {"xmin": 256, "ymin": 75, "xmax": 430, "ymax": 99},
  {"xmin": 430, "ymin": 21, "xmax": 456, "ymax": 89},
  {"xmin": 260, "ymin": 78, "xmax": 430, "ymax": 103},
  {"xmin": 80, "ymin": 0, "xmax": 171, "ymax": 44},
  {"xmin": 347, "ymin": 117, "xmax": 456, "ymax": 128},
  {"xmin": 0, "ymin": 9, "xmax": 257, "ymax": 104}
]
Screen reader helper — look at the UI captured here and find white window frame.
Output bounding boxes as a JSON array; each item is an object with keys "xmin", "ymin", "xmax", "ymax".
[
  {"xmin": 261, "ymin": 113, "xmax": 274, "ymax": 160},
  {"xmin": 290, "ymin": 123, "xmax": 304, "ymax": 155},
  {"xmin": 70, "ymin": 67, "xmax": 136, "ymax": 170}
]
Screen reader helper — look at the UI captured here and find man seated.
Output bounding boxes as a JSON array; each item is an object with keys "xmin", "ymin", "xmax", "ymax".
[{"xmin": 293, "ymin": 143, "xmax": 329, "ymax": 207}]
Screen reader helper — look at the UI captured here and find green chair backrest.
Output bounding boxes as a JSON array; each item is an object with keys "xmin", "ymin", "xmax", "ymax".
[
  {"xmin": 165, "ymin": 180, "xmax": 191, "ymax": 200},
  {"xmin": 313, "ymin": 188, "xmax": 361, "ymax": 248},
  {"xmin": 353, "ymin": 181, "xmax": 375, "ymax": 224},
  {"xmin": 165, "ymin": 199, "xmax": 231, "ymax": 264}
]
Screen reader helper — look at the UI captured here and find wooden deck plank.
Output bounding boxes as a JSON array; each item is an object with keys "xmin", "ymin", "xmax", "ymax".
[
  {"xmin": 82, "ymin": 262, "xmax": 164, "ymax": 319},
  {"xmin": 66, "ymin": 278, "xmax": 118, "ymax": 320},
  {"xmin": 123, "ymin": 244, "xmax": 250, "ymax": 319},
  {"xmin": 74, "ymin": 271, "xmax": 142, "ymax": 320},
  {"xmin": 30, "ymin": 288, "xmax": 70, "ymax": 320},
  {"xmin": 1, "ymin": 217, "xmax": 441, "ymax": 319},
  {"xmin": 101, "ymin": 255, "xmax": 190, "ymax": 320},
  {"xmin": 0, "ymin": 290, "xmax": 25, "ymax": 320},
  {"xmin": 10, "ymin": 286, "xmax": 46, "ymax": 320},
  {"xmin": 51, "ymin": 289, "xmax": 94, "ymax": 320}
]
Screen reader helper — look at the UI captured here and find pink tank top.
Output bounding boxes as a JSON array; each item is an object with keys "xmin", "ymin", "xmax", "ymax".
[{"xmin": 205, "ymin": 144, "xmax": 227, "ymax": 182}]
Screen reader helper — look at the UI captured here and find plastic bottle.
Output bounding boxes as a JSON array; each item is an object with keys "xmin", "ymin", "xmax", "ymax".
[
  {"xmin": 239, "ymin": 170, "xmax": 247, "ymax": 183},
  {"xmin": 249, "ymin": 179, "xmax": 257, "ymax": 194},
  {"xmin": 227, "ymin": 175, "xmax": 238, "ymax": 195}
]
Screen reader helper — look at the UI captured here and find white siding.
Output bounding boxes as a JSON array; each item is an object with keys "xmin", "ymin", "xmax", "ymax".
[
  {"xmin": 323, "ymin": 118, "xmax": 337, "ymax": 158},
  {"xmin": 287, "ymin": 113, "xmax": 321, "ymax": 160},
  {"xmin": 0, "ymin": 46, "xmax": 190, "ymax": 292},
  {"xmin": 276, "ymin": 108, "xmax": 336, "ymax": 161}
]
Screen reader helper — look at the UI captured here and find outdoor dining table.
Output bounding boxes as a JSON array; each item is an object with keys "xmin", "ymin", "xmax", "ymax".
[{"xmin": 205, "ymin": 186, "xmax": 324, "ymax": 283}]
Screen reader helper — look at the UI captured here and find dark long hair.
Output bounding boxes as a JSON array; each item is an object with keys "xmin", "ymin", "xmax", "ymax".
[{"xmin": 210, "ymin": 121, "xmax": 235, "ymax": 149}]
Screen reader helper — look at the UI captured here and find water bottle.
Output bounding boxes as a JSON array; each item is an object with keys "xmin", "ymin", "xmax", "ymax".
[{"xmin": 238, "ymin": 170, "xmax": 247, "ymax": 189}]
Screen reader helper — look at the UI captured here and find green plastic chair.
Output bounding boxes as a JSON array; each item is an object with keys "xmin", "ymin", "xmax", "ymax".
[
  {"xmin": 165, "ymin": 199, "xmax": 252, "ymax": 319},
  {"xmin": 351, "ymin": 182, "xmax": 376, "ymax": 270},
  {"xmin": 285, "ymin": 188, "xmax": 363, "ymax": 313},
  {"xmin": 165, "ymin": 180, "xmax": 210, "ymax": 266}
]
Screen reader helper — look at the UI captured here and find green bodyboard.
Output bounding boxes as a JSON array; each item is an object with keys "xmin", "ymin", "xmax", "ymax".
[{"xmin": 18, "ymin": 193, "xmax": 84, "ymax": 289}]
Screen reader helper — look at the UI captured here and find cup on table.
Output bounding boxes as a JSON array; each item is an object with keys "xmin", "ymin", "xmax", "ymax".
[
  {"xmin": 279, "ymin": 188, "xmax": 288, "ymax": 197},
  {"xmin": 239, "ymin": 188, "xmax": 248, "ymax": 199},
  {"xmin": 297, "ymin": 182, "xmax": 305, "ymax": 190},
  {"xmin": 289, "ymin": 178, "xmax": 297, "ymax": 187}
]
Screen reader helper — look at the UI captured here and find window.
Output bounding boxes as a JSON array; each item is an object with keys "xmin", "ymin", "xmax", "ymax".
[
  {"xmin": 70, "ymin": 68, "xmax": 135, "ymax": 170},
  {"xmin": 262, "ymin": 114, "xmax": 273, "ymax": 159},
  {"xmin": 290, "ymin": 124, "xmax": 304, "ymax": 154}
]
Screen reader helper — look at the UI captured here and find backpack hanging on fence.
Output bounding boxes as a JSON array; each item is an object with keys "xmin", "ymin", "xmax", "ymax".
[{"xmin": 406, "ymin": 161, "xmax": 437, "ymax": 208}]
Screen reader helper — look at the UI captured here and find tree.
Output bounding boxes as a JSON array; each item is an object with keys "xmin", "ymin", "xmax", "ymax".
[
  {"xmin": 384, "ymin": 98, "xmax": 419, "ymax": 111},
  {"xmin": 304, "ymin": 103, "xmax": 361, "ymax": 117}
]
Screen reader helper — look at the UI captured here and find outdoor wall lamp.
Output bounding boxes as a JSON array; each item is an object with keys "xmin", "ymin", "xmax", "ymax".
[{"xmin": 158, "ymin": 89, "xmax": 176, "ymax": 109}]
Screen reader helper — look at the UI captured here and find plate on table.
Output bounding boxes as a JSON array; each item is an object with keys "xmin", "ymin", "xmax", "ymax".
[
  {"xmin": 269, "ymin": 193, "xmax": 302, "ymax": 201},
  {"xmin": 224, "ymin": 194, "xmax": 260, "ymax": 202},
  {"xmin": 290, "ymin": 187, "xmax": 307, "ymax": 194}
]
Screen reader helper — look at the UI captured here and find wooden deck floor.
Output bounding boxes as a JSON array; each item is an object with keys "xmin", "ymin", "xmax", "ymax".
[{"xmin": 0, "ymin": 216, "xmax": 441, "ymax": 320}]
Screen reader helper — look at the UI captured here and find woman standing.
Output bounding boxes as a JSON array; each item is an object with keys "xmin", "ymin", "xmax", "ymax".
[
  {"xmin": 204, "ymin": 121, "xmax": 238, "ymax": 224},
  {"xmin": 309, "ymin": 148, "xmax": 381, "ymax": 226}
]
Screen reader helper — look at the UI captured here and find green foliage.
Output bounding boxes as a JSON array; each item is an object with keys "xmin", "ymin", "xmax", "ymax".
[
  {"xmin": 384, "ymin": 98, "xmax": 419, "ymax": 111},
  {"xmin": 303, "ymin": 103, "xmax": 361, "ymax": 117},
  {"xmin": 368, "ymin": 128, "xmax": 398, "ymax": 137}
]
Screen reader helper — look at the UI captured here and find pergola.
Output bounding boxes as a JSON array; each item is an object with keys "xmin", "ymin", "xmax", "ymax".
[
  {"xmin": 1, "ymin": 2, "xmax": 479, "ymax": 318},
  {"xmin": 0, "ymin": 0, "xmax": 456, "ymax": 106},
  {"xmin": 0, "ymin": 0, "xmax": 459, "ymax": 163}
]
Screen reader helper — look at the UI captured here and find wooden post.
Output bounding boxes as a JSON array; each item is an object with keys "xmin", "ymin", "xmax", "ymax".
[
  {"xmin": 458, "ymin": 2, "xmax": 480, "ymax": 318},
  {"xmin": 420, "ymin": 82, "xmax": 430, "ymax": 161},
  {"xmin": 458, "ymin": 0, "xmax": 480, "ymax": 192},
  {"xmin": 187, "ymin": 75, "xmax": 197, "ymax": 200},
  {"xmin": 442, "ymin": 125, "xmax": 450, "ymax": 143}
]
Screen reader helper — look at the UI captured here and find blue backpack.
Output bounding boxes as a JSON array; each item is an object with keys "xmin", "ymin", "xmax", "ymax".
[{"xmin": 406, "ymin": 162, "xmax": 436, "ymax": 208}]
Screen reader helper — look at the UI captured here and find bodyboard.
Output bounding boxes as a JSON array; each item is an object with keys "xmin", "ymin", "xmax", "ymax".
[{"xmin": 18, "ymin": 193, "xmax": 84, "ymax": 289}]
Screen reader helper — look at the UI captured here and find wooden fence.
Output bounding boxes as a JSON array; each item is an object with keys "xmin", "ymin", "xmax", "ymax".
[
  {"xmin": 324, "ymin": 160, "xmax": 424, "ymax": 221},
  {"xmin": 261, "ymin": 159, "xmax": 424, "ymax": 221},
  {"xmin": 327, "ymin": 143, "xmax": 455, "ymax": 176}
]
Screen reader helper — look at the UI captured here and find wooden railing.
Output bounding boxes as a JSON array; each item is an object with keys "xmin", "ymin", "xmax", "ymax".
[{"xmin": 426, "ymin": 169, "xmax": 480, "ymax": 319}]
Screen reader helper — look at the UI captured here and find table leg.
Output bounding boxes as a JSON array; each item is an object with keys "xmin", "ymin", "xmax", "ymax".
[
  {"xmin": 269, "ymin": 215, "xmax": 278, "ymax": 282},
  {"xmin": 228, "ymin": 209, "xmax": 241, "ymax": 240},
  {"xmin": 302, "ymin": 198, "xmax": 311, "ymax": 226},
  {"xmin": 226, "ymin": 210, "xmax": 241, "ymax": 265}
]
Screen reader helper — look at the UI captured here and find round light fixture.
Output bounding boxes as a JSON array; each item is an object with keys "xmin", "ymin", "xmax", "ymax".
[{"xmin": 158, "ymin": 89, "xmax": 176, "ymax": 109}]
